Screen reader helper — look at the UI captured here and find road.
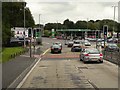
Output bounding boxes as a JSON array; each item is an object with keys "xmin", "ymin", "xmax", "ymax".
[{"xmin": 18, "ymin": 38, "xmax": 118, "ymax": 89}]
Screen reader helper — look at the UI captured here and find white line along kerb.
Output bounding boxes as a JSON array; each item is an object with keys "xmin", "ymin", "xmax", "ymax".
[{"xmin": 16, "ymin": 48, "xmax": 50, "ymax": 88}]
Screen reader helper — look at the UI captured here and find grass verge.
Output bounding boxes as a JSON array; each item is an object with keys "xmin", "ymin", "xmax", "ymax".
[
  {"xmin": 118, "ymin": 44, "xmax": 120, "ymax": 48},
  {"xmin": 1, "ymin": 47, "xmax": 26, "ymax": 63}
]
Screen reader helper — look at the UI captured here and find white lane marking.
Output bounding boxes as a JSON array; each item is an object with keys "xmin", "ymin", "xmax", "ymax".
[
  {"xmin": 16, "ymin": 48, "xmax": 50, "ymax": 88},
  {"xmin": 16, "ymin": 58, "xmax": 41, "ymax": 88},
  {"xmin": 42, "ymin": 48, "xmax": 50, "ymax": 56}
]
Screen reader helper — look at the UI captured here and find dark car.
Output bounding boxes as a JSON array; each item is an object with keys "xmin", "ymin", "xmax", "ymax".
[
  {"xmin": 105, "ymin": 43, "xmax": 119, "ymax": 52},
  {"xmin": 67, "ymin": 41, "xmax": 74, "ymax": 47},
  {"xmin": 51, "ymin": 44, "xmax": 62, "ymax": 53},
  {"xmin": 71, "ymin": 44, "xmax": 82, "ymax": 52}
]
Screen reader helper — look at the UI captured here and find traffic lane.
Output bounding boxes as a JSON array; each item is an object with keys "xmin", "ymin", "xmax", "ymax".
[
  {"xmin": 21, "ymin": 59, "xmax": 94, "ymax": 88},
  {"xmin": 74, "ymin": 60, "xmax": 118, "ymax": 88},
  {"xmin": 41, "ymin": 37, "xmax": 66, "ymax": 52}
]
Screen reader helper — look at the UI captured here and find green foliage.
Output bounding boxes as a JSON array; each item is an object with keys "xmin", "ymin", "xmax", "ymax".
[
  {"xmin": 44, "ymin": 19, "xmax": 119, "ymax": 33},
  {"xmin": 2, "ymin": 2, "xmax": 35, "ymax": 47},
  {"xmin": 44, "ymin": 30, "xmax": 51, "ymax": 37},
  {"xmin": 1, "ymin": 47, "xmax": 25, "ymax": 63}
]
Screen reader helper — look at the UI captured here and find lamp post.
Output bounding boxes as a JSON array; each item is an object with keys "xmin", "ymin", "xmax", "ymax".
[
  {"xmin": 112, "ymin": 6, "xmax": 118, "ymax": 38},
  {"xmin": 23, "ymin": 2, "xmax": 26, "ymax": 48}
]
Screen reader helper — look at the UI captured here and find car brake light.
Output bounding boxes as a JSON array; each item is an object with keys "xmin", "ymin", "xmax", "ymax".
[
  {"xmin": 100, "ymin": 54, "xmax": 103, "ymax": 56},
  {"xmin": 85, "ymin": 54, "xmax": 89, "ymax": 56}
]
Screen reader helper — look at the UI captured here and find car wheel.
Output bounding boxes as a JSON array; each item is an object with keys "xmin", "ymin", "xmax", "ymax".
[
  {"xmin": 99, "ymin": 60, "xmax": 103, "ymax": 63},
  {"xmin": 83, "ymin": 60, "xmax": 86, "ymax": 63},
  {"xmin": 51, "ymin": 51, "xmax": 53, "ymax": 53},
  {"xmin": 80, "ymin": 55, "xmax": 82, "ymax": 61},
  {"xmin": 71, "ymin": 49, "xmax": 74, "ymax": 52},
  {"xmin": 59, "ymin": 51, "xmax": 61, "ymax": 53}
]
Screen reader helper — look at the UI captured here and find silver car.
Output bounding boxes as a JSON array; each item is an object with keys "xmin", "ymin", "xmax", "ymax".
[{"xmin": 80, "ymin": 48, "xmax": 103, "ymax": 63}]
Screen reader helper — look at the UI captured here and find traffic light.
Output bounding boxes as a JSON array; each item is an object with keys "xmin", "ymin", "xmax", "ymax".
[
  {"xmin": 33, "ymin": 29, "xmax": 36, "ymax": 38},
  {"xmin": 28, "ymin": 28, "xmax": 32, "ymax": 37},
  {"xmin": 96, "ymin": 31, "xmax": 99, "ymax": 38},
  {"xmin": 103, "ymin": 25, "xmax": 108, "ymax": 36},
  {"xmin": 36, "ymin": 29, "xmax": 40, "ymax": 37}
]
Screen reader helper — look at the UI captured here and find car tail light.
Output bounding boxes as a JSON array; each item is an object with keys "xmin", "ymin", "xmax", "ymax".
[
  {"xmin": 85, "ymin": 54, "xmax": 89, "ymax": 56},
  {"xmin": 100, "ymin": 54, "xmax": 103, "ymax": 56}
]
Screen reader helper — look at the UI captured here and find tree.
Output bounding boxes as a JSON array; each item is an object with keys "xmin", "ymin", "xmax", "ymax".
[
  {"xmin": 63, "ymin": 19, "xmax": 75, "ymax": 29},
  {"xmin": 2, "ymin": 2, "xmax": 35, "ymax": 46},
  {"xmin": 75, "ymin": 20, "xmax": 87, "ymax": 29}
]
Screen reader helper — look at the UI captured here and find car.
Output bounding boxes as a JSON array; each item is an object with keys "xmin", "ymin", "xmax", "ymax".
[
  {"xmin": 71, "ymin": 44, "xmax": 82, "ymax": 52},
  {"xmin": 84, "ymin": 40, "xmax": 91, "ymax": 46},
  {"xmin": 64, "ymin": 40, "xmax": 68, "ymax": 45},
  {"xmin": 105, "ymin": 43, "xmax": 119, "ymax": 52},
  {"xmin": 51, "ymin": 44, "xmax": 62, "ymax": 53},
  {"xmin": 80, "ymin": 48, "xmax": 103, "ymax": 63},
  {"xmin": 67, "ymin": 41, "xmax": 74, "ymax": 47}
]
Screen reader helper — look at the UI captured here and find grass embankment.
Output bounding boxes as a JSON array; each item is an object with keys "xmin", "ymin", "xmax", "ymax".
[{"xmin": 1, "ymin": 47, "xmax": 26, "ymax": 63}]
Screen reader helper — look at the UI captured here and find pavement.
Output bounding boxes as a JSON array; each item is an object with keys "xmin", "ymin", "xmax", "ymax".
[{"xmin": 2, "ymin": 45, "xmax": 42, "ymax": 89}]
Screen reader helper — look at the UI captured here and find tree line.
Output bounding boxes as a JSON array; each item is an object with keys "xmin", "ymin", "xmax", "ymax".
[
  {"xmin": 2, "ymin": 2, "xmax": 35, "ymax": 47},
  {"xmin": 44, "ymin": 19, "xmax": 120, "ymax": 32}
]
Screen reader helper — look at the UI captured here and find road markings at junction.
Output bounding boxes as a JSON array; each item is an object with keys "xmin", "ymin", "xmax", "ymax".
[
  {"xmin": 16, "ymin": 48, "xmax": 50, "ymax": 88},
  {"xmin": 42, "ymin": 48, "xmax": 50, "ymax": 56}
]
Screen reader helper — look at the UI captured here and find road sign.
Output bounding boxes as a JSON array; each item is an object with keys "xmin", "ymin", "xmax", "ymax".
[{"xmin": 52, "ymin": 29, "xmax": 55, "ymax": 38}]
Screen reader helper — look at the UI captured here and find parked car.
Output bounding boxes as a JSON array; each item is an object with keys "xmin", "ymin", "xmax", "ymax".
[
  {"xmin": 71, "ymin": 44, "xmax": 82, "ymax": 52},
  {"xmin": 51, "ymin": 44, "xmax": 62, "ymax": 53},
  {"xmin": 80, "ymin": 48, "xmax": 103, "ymax": 63},
  {"xmin": 67, "ymin": 41, "xmax": 74, "ymax": 47},
  {"xmin": 105, "ymin": 43, "xmax": 119, "ymax": 52}
]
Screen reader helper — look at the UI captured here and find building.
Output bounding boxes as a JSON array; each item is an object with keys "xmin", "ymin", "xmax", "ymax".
[{"xmin": 11, "ymin": 27, "xmax": 28, "ymax": 39}]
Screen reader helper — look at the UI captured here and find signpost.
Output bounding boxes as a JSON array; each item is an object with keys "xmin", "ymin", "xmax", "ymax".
[{"xmin": 52, "ymin": 29, "xmax": 55, "ymax": 38}]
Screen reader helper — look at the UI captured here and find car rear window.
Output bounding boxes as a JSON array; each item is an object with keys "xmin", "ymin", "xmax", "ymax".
[
  {"xmin": 86, "ymin": 49, "xmax": 100, "ymax": 54},
  {"xmin": 53, "ymin": 45, "xmax": 60, "ymax": 48}
]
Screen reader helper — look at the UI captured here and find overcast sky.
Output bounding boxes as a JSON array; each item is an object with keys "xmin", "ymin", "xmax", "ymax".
[{"xmin": 25, "ymin": 0, "xmax": 120, "ymax": 25}]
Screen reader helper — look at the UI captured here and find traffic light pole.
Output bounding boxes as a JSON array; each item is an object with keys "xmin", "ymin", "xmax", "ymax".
[{"xmin": 30, "ymin": 37, "xmax": 32, "ymax": 57}]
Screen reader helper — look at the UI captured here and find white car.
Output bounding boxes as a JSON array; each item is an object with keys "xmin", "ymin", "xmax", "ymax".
[
  {"xmin": 84, "ymin": 40, "xmax": 91, "ymax": 46},
  {"xmin": 80, "ymin": 48, "xmax": 103, "ymax": 63}
]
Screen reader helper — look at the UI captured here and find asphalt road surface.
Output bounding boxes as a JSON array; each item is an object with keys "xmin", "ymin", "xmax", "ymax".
[{"xmin": 18, "ymin": 38, "xmax": 118, "ymax": 89}]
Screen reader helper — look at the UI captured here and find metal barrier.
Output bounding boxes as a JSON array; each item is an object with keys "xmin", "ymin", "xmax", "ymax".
[{"xmin": 103, "ymin": 50, "xmax": 120, "ymax": 65}]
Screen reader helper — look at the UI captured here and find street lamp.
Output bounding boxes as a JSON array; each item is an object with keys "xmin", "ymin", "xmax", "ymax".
[
  {"xmin": 112, "ymin": 5, "xmax": 118, "ymax": 37},
  {"xmin": 24, "ymin": 2, "xmax": 26, "ymax": 48}
]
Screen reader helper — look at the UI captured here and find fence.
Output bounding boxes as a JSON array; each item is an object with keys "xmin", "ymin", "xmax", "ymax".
[{"xmin": 103, "ymin": 50, "xmax": 120, "ymax": 65}]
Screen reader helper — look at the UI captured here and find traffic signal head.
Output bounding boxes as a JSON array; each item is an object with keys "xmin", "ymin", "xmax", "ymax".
[
  {"xmin": 33, "ymin": 29, "xmax": 36, "ymax": 38},
  {"xmin": 103, "ymin": 25, "xmax": 108, "ymax": 35},
  {"xmin": 28, "ymin": 28, "xmax": 32, "ymax": 37}
]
